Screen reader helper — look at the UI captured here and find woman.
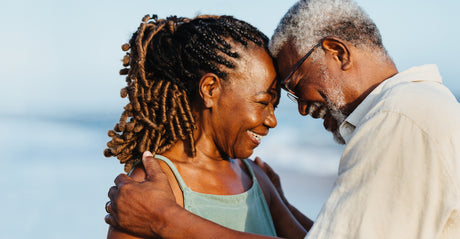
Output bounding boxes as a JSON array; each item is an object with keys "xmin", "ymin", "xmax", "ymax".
[{"xmin": 104, "ymin": 14, "xmax": 309, "ymax": 238}]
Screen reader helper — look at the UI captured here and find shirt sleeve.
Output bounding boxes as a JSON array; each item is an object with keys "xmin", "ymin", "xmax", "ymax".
[{"xmin": 306, "ymin": 111, "xmax": 456, "ymax": 239}]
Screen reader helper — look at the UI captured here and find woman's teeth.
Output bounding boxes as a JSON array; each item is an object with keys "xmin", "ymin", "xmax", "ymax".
[{"xmin": 248, "ymin": 131, "xmax": 263, "ymax": 142}]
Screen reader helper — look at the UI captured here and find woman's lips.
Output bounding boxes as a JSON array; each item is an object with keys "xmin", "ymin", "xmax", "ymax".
[{"xmin": 247, "ymin": 130, "xmax": 264, "ymax": 145}]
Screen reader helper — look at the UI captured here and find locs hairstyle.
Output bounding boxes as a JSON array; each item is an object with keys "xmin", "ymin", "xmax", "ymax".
[{"xmin": 104, "ymin": 14, "xmax": 269, "ymax": 172}]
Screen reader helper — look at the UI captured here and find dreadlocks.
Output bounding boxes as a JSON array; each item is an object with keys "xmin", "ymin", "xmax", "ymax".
[{"xmin": 104, "ymin": 14, "xmax": 269, "ymax": 172}]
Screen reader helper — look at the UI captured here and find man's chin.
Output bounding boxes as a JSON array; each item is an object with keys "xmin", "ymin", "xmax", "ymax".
[
  {"xmin": 327, "ymin": 110, "xmax": 346, "ymax": 145},
  {"xmin": 324, "ymin": 124, "xmax": 345, "ymax": 145}
]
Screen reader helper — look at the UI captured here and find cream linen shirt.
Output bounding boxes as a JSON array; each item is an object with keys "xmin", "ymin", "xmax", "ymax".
[{"xmin": 306, "ymin": 65, "xmax": 460, "ymax": 239}]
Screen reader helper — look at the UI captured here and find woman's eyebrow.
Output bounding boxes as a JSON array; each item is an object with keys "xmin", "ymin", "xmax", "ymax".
[
  {"xmin": 269, "ymin": 89, "xmax": 279, "ymax": 98},
  {"xmin": 255, "ymin": 90, "xmax": 277, "ymax": 97}
]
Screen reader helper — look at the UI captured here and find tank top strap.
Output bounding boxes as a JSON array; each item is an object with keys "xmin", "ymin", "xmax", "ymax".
[
  {"xmin": 154, "ymin": 156, "xmax": 258, "ymax": 194},
  {"xmin": 154, "ymin": 154, "xmax": 190, "ymax": 192},
  {"xmin": 241, "ymin": 159, "xmax": 257, "ymax": 183}
]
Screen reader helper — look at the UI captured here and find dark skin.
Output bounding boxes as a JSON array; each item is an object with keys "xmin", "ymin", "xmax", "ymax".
[
  {"xmin": 105, "ymin": 36, "xmax": 398, "ymax": 239},
  {"xmin": 276, "ymin": 37, "xmax": 398, "ymax": 133},
  {"xmin": 106, "ymin": 44, "xmax": 311, "ymax": 239},
  {"xmin": 107, "ymin": 153, "xmax": 278, "ymax": 239}
]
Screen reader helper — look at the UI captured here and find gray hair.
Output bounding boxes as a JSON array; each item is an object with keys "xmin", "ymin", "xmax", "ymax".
[{"xmin": 270, "ymin": 0, "xmax": 386, "ymax": 58}]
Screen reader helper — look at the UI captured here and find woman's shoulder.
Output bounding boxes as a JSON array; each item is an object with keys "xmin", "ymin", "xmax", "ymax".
[
  {"xmin": 239, "ymin": 158, "xmax": 275, "ymax": 203},
  {"xmin": 128, "ymin": 158, "xmax": 184, "ymax": 207},
  {"xmin": 241, "ymin": 158, "xmax": 270, "ymax": 180},
  {"xmin": 128, "ymin": 163, "xmax": 146, "ymax": 182},
  {"xmin": 127, "ymin": 158, "xmax": 176, "ymax": 182}
]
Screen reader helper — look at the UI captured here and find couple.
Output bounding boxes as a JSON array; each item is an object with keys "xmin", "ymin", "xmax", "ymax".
[{"xmin": 104, "ymin": 0, "xmax": 460, "ymax": 238}]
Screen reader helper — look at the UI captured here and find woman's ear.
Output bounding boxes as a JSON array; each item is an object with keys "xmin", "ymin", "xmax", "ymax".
[
  {"xmin": 199, "ymin": 73, "xmax": 222, "ymax": 108},
  {"xmin": 321, "ymin": 37, "xmax": 352, "ymax": 71}
]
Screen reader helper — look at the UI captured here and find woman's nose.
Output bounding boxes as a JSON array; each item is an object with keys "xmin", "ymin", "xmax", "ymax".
[{"xmin": 265, "ymin": 105, "xmax": 278, "ymax": 128}]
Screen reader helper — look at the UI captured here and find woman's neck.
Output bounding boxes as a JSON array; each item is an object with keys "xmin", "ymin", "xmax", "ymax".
[
  {"xmin": 160, "ymin": 139, "xmax": 252, "ymax": 195},
  {"xmin": 162, "ymin": 138, "xmax": 230, "ymax": 167}
]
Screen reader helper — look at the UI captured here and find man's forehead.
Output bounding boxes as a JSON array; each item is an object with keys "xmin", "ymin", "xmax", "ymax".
[{"xmin": 275, "ymin": 41, "xmax": 301, "ymax": 76}]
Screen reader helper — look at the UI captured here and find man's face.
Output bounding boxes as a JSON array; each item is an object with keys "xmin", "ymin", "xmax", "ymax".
[{"xmin": 276, "ymin": 42, "xmax": 349, "ymax": 144}]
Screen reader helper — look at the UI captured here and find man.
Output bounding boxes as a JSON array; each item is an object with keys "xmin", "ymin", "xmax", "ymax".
[{"xmin": 105, "ymin": 0, "xmax": 460, "ymax": 238}]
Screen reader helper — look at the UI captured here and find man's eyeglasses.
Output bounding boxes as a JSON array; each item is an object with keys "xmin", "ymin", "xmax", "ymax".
[{"xmin": 281, "ymin": 42, "xmax": 321, "ymax": 103}]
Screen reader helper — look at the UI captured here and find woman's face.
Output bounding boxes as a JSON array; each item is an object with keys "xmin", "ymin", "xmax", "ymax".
[{"xmin": 210, "ymin": 46, "xmax": 279, "ymax": 159}]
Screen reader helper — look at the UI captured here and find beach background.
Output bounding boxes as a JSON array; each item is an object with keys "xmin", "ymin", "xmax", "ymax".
[{"xmin": 1, "ymin": 0, "xmax": 459, "ymax": 238}]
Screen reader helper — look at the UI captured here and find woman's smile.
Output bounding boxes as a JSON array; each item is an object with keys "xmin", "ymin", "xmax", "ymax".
[{"xmin": 247, "ymin": 130, "xmax": 265, "ymax": 145}]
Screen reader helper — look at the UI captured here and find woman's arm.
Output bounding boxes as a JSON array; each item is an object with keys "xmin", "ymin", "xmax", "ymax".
[{"xmin": 248, "ymin": 160, "xmax": 309, "ymax": 239}]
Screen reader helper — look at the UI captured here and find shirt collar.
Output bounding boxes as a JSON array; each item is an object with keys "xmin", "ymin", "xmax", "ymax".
[{"xmin": 339, "ymin": 64, "xmax": 442, "ymax": 143}]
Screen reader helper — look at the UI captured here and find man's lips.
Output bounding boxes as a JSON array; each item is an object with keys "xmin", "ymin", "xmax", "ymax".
[
  {"xmin": 304, "ymin": 102, "xmax": 339, "ymax": 132},
  {"xmin": 307, "ymin": 102, "xmax": 328, "ymax": 119}
]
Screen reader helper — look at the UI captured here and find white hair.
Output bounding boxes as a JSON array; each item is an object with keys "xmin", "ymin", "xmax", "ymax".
[{"xmin": 270, "ymin": 0, "xmax": 386, "ymax": 58}]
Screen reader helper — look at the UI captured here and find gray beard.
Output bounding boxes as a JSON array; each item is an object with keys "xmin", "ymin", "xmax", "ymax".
[
  {"xmin": 328, "ymin": 102, "xmax": 347, "ymax": 145},
  {"xmin": 321, "ymin": 65, "xmax": 347, "ymax": 145},
  {"xmin": 333, "ymin": 127, "xmax": 346, "ymax": 145}
]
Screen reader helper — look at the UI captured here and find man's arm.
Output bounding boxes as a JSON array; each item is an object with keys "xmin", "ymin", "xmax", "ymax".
[{"xmin": 105, "ymin": 152, "xmax": 279, "ymax": 239}]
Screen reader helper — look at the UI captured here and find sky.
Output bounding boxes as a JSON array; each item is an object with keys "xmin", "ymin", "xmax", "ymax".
[{"xmin": 1, "ymin": 0, "xmax": 459, "ymax": 118}]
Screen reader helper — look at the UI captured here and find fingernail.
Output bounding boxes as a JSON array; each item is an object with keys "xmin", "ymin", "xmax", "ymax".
[{"xmin": 143, "ymin": 151, "xmax": 153, "ymax": 157}]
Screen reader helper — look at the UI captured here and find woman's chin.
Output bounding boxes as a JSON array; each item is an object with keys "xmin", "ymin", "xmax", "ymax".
[{"xmin": 232, "ymin": 149, "xmax": 254, "ymax": 160}]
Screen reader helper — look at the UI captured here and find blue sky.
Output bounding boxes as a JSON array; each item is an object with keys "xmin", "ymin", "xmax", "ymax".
[{"xmin": 1, "ymin": 0, "xmax": 459, "ymax": 115}]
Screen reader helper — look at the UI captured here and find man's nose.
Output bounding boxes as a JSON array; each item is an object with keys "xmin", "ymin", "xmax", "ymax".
[{"xmin": 297, "ymin": 100, "xmax": 309, "ymax": 116}]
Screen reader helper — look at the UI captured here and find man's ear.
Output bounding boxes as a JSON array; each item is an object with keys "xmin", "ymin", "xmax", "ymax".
[
  {"xmin": 321, "ymin": 37, "xmax": 352, "ymax": 71},
  {"xmin": 199, "ymin": 73, "xmax": 222, "ymax": 108}
]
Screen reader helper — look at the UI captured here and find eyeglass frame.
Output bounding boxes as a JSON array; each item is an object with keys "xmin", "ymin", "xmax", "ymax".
[{"xmin": 281, "ymin": 42, "xmax": 322, "ymax": 102}]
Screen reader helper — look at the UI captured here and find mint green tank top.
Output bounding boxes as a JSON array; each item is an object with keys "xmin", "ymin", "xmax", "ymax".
[{"xmin": 155, "ymin": 155, "xmax": 277, "ymax": 236}]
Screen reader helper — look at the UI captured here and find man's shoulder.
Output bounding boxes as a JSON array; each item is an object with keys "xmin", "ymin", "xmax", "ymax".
[
  {"xmin": 372, "ymin": 80, "xmax": 460, "ymax": 136},
  {"xmin": 377, "ymin": 79, "xmax": 457, "ymax": 113}
]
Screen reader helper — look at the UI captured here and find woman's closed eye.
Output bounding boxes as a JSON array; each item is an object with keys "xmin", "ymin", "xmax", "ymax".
[
  {"xmin": 258, "ymin": 100, "xmax": 270, "ymax": 106},
  {"xmin": 255, "ymin": 91, "xmax": 278, "ymax": 108}
]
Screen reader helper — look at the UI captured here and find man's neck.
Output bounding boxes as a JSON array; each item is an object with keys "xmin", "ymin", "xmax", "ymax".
[{"xmin": 344, "ymin": 53, "xmax": 398, "ymax": 115}]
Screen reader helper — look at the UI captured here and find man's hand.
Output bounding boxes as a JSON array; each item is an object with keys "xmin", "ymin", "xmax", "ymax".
[{"xmin": 105, "ymin": 151, "xmax": 178, "ymax": 238}]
